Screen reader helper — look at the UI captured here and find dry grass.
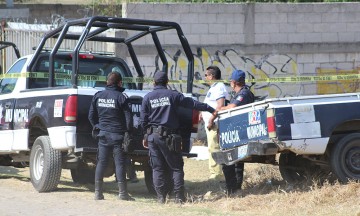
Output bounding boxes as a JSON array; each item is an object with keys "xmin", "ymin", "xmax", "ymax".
[
  {"xmin": 1, "ymin": 158, "xmax": 359, "ymax": 216},
  {"xmin": 181, "ymin": 159, "xmax": 360, "ymax": 216}
]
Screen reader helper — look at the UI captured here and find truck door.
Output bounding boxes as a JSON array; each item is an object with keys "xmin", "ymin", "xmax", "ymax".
[{"xmin": 0, "ymin": 58, "xmax": 26, "ymax": 151}]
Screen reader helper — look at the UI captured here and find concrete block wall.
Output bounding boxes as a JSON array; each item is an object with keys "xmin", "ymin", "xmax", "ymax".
[
  {"xmin": 254, "ymin": 3, "xmax": 360, "ymax": 44},
  {"xmin": 3, "ymin": 3, "xmax": 360, "ymax": 99},
  {"xmin": 123, "ymin": 3, "xmax": 360, "ymax": 45},
  {"xmin": 122, "ymin": 3, "xmax": 360, "ymax": 99},
  {"xmin": 123, "ymin": 3, "xmax": 246, "ymax": 45},
  {"xmin": 0, "ymin": 4, "xmax": 86, "ymax": 23}
]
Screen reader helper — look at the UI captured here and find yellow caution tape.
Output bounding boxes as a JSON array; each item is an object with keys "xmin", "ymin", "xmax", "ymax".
[{"xmin": 1, "ymin": 72, "xmax": 360, "ymax": 84}]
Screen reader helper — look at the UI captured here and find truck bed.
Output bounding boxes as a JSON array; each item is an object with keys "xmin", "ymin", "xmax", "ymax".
[{"xmin": 214, "ymin": 92, "xmax": 360, "ymax": 165}]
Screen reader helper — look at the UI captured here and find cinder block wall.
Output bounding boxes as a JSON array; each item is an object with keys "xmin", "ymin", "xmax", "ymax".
[
  {"xmin": 122, "ymin": 3, "xmax": 360, "ymax": 100},
  {"xmin": 123, "ymin": 3, "xmax": 360, "ymax": 45}
]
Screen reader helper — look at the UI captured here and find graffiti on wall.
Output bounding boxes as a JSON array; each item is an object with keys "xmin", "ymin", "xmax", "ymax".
[
  {"xmin": 151, "ymin": 47, "xmax": 300, "ymax": 100},
  {"xmin": 317, "ymin": 68, "xmax": 360, "ymax": 95}
]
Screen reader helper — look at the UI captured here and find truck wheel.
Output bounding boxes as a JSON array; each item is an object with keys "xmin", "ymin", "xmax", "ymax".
[
  {"xmin": 330, "ymin": 133, "xmax": 360, "ymax": 183},
  {"xmin": 30, "ymin": 136, "xmax": 62, "ymax": 192},
  {"xmin": 70, "ymin": 168, "xmax": 95, "ymax": 184},
  {"xmin": 279, "ymin": 152, "xmax": 306, "ymax": 184}
]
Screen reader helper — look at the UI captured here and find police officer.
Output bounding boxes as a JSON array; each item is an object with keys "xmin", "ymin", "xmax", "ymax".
[
  {"xmin": 88, "ymin": 71, "xmax": 134, "ymax": 201},
  {"xmin": 140, "ymin": 72, "xmax": 215, "ymax": 204},
  {"xmin": 208, "ymin": 69, "xmax": 255, "ymax": 195}
]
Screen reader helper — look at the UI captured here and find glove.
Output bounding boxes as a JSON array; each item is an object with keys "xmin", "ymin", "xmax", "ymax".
[
  {"xmin": 92, "ymin": 126, "xmax": 100, "ymax": 140},
  {"xmin": 123, "ymin": 132, "xmax": 134, "ymax": 153}
]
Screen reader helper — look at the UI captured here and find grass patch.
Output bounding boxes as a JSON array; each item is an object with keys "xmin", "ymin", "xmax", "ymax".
[{"xmin": 1, "ymin": 158, "xmax": 360, "ymax": 215}]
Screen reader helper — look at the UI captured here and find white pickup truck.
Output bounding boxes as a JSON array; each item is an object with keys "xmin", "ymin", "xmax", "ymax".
[
  {"xmin": 212, "ymin": 93, "xmax": 360, "ymax": 183},
  {"xmin": 0, "ymin": 16, "xmax": 199, "ymax": 194}
]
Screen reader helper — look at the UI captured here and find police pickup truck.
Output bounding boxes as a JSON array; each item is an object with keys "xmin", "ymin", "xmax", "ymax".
[
  {"xmin": 0, "ymin": 16, "xmax": 199, "ymax": 193},
  {"xmin": 212, "ymin": 93, "xmax": 360, "ymax": 183}
]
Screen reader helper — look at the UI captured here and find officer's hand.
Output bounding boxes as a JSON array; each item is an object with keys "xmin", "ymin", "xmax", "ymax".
[
  {"xmin": 142, "ymin": 139, "xmax": 148, "ymax": 149},
  {"xmin": 198, "ymin": 112, "xmax": 203, "ymax": 122},
  {"xmin": 207, "ymin": 122, "xmax": 214, "ymax": 130},
  {"xmin": 207, "ymin": 114, "xmax": 216, "ymax": 130}
]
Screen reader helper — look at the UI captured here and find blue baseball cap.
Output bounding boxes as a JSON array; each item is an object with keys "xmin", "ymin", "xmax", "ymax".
[
  {"xmin": 230, "ymin": 69, "xmax": 246, "ymax": 82},
  {"xmin": 154, "ymin": 72, "xmax": 168, "ymax": 83}
]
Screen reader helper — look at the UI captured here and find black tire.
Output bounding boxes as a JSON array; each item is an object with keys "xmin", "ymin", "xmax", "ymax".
[
  {"xmin": 330, "ymin": 133, "xmax": 360, "ymax": 183},
  {"xmin": 70, "ymin": 168, "xmax": 95, "ymax": 184},
  {"xmin": 279, "ymin": 152, "xmax": 306, "ymax": 184},
  {"xmin": 30, "ymin": 136, "xmax": 62, "ymax": 192}
]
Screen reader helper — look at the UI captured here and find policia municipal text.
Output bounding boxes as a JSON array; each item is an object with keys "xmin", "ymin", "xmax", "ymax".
[
  {"xmin": 140, "ymin": 72, "xmax": 216, "ymax": 204},
  {"xmin": 88, "ymin": 72, "xmax": 134, "ymax": 201}
]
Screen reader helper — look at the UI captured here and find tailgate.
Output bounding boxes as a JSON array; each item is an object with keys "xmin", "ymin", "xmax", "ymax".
[{"xmin": 218, "ymin": 106, "xmax": 270, "ymax": 150}]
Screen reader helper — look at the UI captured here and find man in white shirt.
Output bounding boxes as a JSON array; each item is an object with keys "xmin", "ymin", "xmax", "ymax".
[{"xmin": 200, "ymin": 66, "xmax": 229, "ymax": 180}]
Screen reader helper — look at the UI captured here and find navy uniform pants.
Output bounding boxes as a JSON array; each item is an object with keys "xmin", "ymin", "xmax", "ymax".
[
  {"xmin": 95, "ymin": 131, "xmax": 126, "ymax": 182},
  {"xmin": 148, "ymin": 132, "xmax": 184, "ymax": 196},
  {"xmin": 222, "ymin": 162, "xmax": 244, "ymax": 192}
]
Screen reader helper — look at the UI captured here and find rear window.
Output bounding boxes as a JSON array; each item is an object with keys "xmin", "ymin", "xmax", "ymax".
[{"xmin": 29, "ymin": 53, "xmax": 132, "ymax": 89}]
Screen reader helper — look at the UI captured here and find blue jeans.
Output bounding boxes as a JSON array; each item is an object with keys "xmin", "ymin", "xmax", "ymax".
[{"xmin": 95, "ymin": 132, "xmax": 126, "ymax": 182}]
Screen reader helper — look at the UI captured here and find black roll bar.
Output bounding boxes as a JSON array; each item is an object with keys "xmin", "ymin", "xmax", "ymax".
[{"xmin": 28, "ymin": 16, "xmax": 194, "ymax": 93}]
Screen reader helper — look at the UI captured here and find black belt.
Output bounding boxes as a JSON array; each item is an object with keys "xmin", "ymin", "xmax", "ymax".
[{"xmin": 148, "ymin": 126, "xmax": 178, "ymax": 135}]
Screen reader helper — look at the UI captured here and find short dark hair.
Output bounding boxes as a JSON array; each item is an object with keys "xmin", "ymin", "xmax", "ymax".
[
  {"xmin": 206, "ymin": 66, "xmax": 221, "ymax": 80},
  {"xmin": 234, "ymin": 78, "xmax": 245, "ymax": 86},
  {"xmin": 153, "ymin": 71, "xmax": 168, "ymax": 86},
  {"xmin": 154, "ymin": 80, "xmax": 168, "ymax": 86},
  {"xmin": 107, "ymin": 72, "xmax": 122, "ymax": 86}
]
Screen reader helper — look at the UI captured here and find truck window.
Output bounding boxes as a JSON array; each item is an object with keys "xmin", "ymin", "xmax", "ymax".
[
  {"xmin": 0, "ymin": 58, "xmax": 26, "ymax": 94},
  {"xmin": 29, "ymin": 55, "xmax": 132, "ymax": 89}
]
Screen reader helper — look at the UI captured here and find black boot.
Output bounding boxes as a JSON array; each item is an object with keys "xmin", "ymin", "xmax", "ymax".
[
  {"xmin": 226, "ymin": 186, "xmax": 237, "ymax": 196},
  {"xmin": 174, "ymin": 187, "xmax": 186, "ymax": 204},
  {"xmin": 157, "ymin": 193, "xmax": 166, "ymax": 204},
  {"xmin": 118, "ymin": 182, "xmax": 135, "ymax": 201},
  {"xmin": 235, "ymin": 162, "xmax": 244, "ymax": 190},
  {"xmin": 94, "ymin": 180, "xmax": 104, "ymax": 200}
]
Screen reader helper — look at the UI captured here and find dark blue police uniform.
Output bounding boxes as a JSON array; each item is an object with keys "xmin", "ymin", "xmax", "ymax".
[
  {"xmin": 140, "ymin": 72, "xmax": 215, "ymax": 204},
  {"xmin": 223, "ymin": 84, "xmax": 255, "ymax": 194},
  {"xmin": 88, "ymin": 83, "xmax": 133, "ymax": 200}
]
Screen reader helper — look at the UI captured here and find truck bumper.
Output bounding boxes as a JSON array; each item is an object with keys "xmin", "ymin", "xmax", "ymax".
[{"xmin": 212, "ymin": 142, "xmax": 278, "ymax": 165}]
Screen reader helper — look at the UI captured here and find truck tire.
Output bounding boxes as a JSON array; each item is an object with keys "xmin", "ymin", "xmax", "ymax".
[
  {"xmin": 279, "ymin": 152, "xmax": 306, "ymax": 184},
  {"xmin": 71, "ymin": 168, "xmax": 95, "ymax": 184},
  {"xmin": 30, "ymin": 136, "xmax": 62, "ymax": 192},
  {"xmin": 330, "ymin": 133, "xmax": 360, "ymax": 183}
]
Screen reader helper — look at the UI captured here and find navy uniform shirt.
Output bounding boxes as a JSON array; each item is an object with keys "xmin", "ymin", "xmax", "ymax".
[
  {"xmin": 140, "ymin": 85, "xmax": 215, "ymax": 130},
  {"xmin": 230, "ymin": 85, "xmax": 255, "ymax": 106},
  {"xmin": 88, "ymin": 85, "xmax": 132, "ymax": 133}
]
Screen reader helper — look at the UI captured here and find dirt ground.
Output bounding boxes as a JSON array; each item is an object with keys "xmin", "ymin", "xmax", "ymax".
[
  {"xmin": 0, "ymin": 166, "xmax": 182, "ymax": 216},
  {"xmin": 1, "ymin": 160, "xmax": 360, "ymax": 216}
]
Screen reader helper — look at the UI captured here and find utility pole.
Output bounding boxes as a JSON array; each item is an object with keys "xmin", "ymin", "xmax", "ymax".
[{"xmin": 1, "ymin": 20, "xmax": 6, "ymax": 74}]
